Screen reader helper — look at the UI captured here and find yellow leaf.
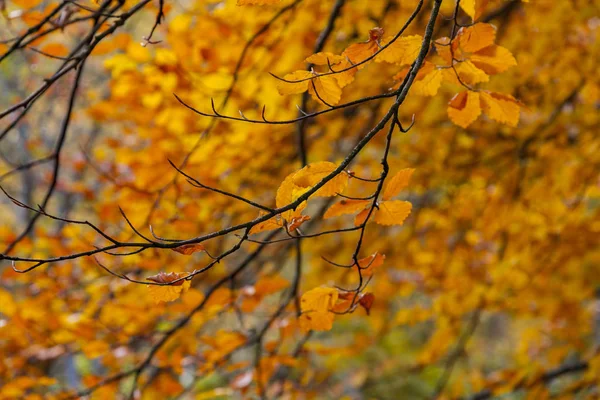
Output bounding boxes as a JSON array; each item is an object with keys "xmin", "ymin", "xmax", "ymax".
[
  {"xmin": 40, "ymin": 43, "xmax": 69, "ymax": 57},
  {"xmin": 448, "ymin": 91, "xmax": 481, "ymax": 128},
  {"xmin": 458, "ymin": 23, "xmax": 497, "ymax": 53},
  {"xmin": 299, "ymin": 287, "xmax": 339, "ymax": 332},
  {"xmin": 308, "ymin": 75, "xmax": 342, "ymax": 105},
  {"xmin": 276, "ymin": 70, "xmax": 313, "ymax": 96},
  {"xmin": 460, "ymin": 0, "xmax": 476, "ymax": 20},
  {"xmin": 147, "ymin": 279, "xmax": 191, "ymax": 304},
  {"xmin": 470, "ymin": 45, "xmax": 517, "ymax": 75},
  {"xmin": 324, "ymin": 199, "xmax": 370, "ymax": 219},
  {"xmin": 454, "ymin": 60, "xmax": 489, "ymax": 85},
  {"xmin": 292, "ymin": 161, "xmax": 348, "ymax": 197},
  {"xmin": 305, "ymin": 52, "xmax": 345, "ymax": 65},
  {"xmin": 276, "ymin": 172, "xmax": 307, "ymax": 222},
  {"xmin": 480, "ymin": 91, "xmax": 521, "ymax": 127},
  {"xmin": 412, "ymin": 68, "xmax": 443, "ymax": 96},
  {"xmin": 376, "ymin": 35, "xmax": 423, "ymax": 65},
  {"xmin": 383, "ymin": 168, "xmax": 415, "ymax": 200},
  {"xmin": 373, "ymin": 200, "xmax": 412, "ymax": 226}
]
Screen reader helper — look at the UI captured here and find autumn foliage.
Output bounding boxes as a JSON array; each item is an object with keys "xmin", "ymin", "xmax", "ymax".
[{"xmin": 1, "ymin": 0, "xmax": 599, "ymax": 399}]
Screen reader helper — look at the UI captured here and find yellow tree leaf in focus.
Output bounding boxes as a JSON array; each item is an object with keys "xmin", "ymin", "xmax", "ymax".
[
  {"xmin": 448, "ymin": 91, "xmax": 481, "ymax": 128},
  {"xmin": 305, "ymin": 52, "xmax": 345, "ymax": 65},
  {"xmin": 324, "ymin": 199, "xmax": 370, "ymax": 219},
  {"xmin": 458, "ymin": 23, "xmax": 497, "ymax": 53},
  {"xmin": 411, "ymin": 67, "xmax": 443, "ymax": 96},
  {"xmin": 454, "ymin": 60, "xmax": 489, "ymax": 85},
  {"xmin": 146, "ymin": 272, "xmax": 191, "ymax": 304},
  {"xmin": 276, "ymin": 172, "xmax": 307, "ymax": 222},
  {"xmin": 308, "ymin": 75, "xmax": 342, "ymax": 105},
  {"xmin": 383, "ymin": 168, "xmax": 415, "ymax": 200},
  {"xmin": 292, "ymin": 161, "xmax": 348, "ymax": 197},
  {"xmin": 376, "ymin": 35, "xmax": 423, "ymax": 65},
  {"xmin": 480, "ymin": 91, "xmax": 521, "ymax": 127},
  {"xmin": 470, "ymin": 45, "xmax": 517, "ymax": 75},
  {"xmin": 299, "ymin": 287, "xmax": 339, "ymax": 332},
  {"xmin": 373, "ymin": 200, "xmax": 412, "ymax": 226},
  {"xmin": 172, "ymin": 243, "xmax": 206, "ymax": 255},
  {"xmin": 276, "ymin": 70, "xmax": 313, "ymax": 96}
]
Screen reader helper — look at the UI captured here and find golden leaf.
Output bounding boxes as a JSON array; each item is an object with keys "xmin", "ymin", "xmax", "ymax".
[
  {"xmin": 276, "ymin": 70, "xmax": 313, "ymax": 96},
  {"xmin": 324, "ymin": 199, "xmax": 370, "ymax": 219},
  {"xmin": 383, "ymin": 168, "xmax": 415, "ymax": 200},
  {"xmin": 454, "ymin": 60, "xmax": 489, "ymax": 85},
  {"xmin": 376, "ymin": 35, "xmax": 423, "ymax": 65},
  {"xmin": 457, "ymin": 23, "xmax": 497, "ymax": 53},
  {"xmin": 292, "ymin": 161, "xmax": 348, "ymax": 197},
  {"xmin": 480, "ymin": 91, "xmax": 521, "ymax": 127},
  {"xmin": 411, "ymin": 67, "xmax": 443, "ymax": 97},
  {"xmin": 305, "ymin": 52, "xmax": 345, "ymax": 65},
  {"xmin": 447, "ymin": 91, "xmax": 481, "ymax": 128},
  {"xmin": 146, "ymin": 272, "xmax": 191, "ymax": 304},
  {"xmin": 470, "ymin": 45, "xmax": 517, "ymax": 75},
  {"xmin": 299, "ymin": 287, "xmax": 339, "ymax": 332},
  {"xmin": 460, "ymin": 0, "xmax": 476, "ymax": 20},
  {"xmin": 276, "ymin": 172, "xmax": 308, "ymax": 222},
  {"xmin": 373, "ymin": 200, "xmax": 412, "ymax": 226},
  {"xmin": 308, "ymin": 75, "xmax": 342, "ymax": 105}
]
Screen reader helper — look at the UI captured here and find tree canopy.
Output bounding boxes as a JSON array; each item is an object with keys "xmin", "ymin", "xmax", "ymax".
[{"xmin": 1, "ymin": 0, "xmax": 599, "ymax": 398}]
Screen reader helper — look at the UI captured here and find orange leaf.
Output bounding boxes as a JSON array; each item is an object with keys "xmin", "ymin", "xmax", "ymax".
[
  {"xmin": 172, "ymin": 243, "xmax": 206, "ymax": 255},
  {"xmin": 358, "ymin": 293, "xmax": 375, "ymax": 315},
  {"xmin": 480, "ymin": 91, "xmax": 521, "ymax": 127},
  {"xmin": 40, "ymin": 43, "xmax": 69, "ymax": 57},
  {"xmin": 457, "ymin": 23, "xmax": 497, "ymax": 53},
  {"xmin": 356, "ymin": 252, "xmax": 386, "ymax": 277},
  {"xmin": 354, "ymin": 208, "xmax": 370, "ymax": 226},
  {"xmin": 307, "ymin": 75, "xmax": 342, "ymax": 105},
  {"xmin": 250, "ymin": 214, "xmax": 283, "ymax": 234},
  {"xmin": 324, "ymin": 199, "xmax": 370, "ymax": 219},
  {"xmin": 287, "ymin": 215, "xmax": 310, "ymax": 232},
  {"xmin": 383, "ymin": 168, "xmax": 415, "ymax": 200},
  {"xmin": 448, "ymin": 91, "xmax": 481, "ymax": 128}
]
